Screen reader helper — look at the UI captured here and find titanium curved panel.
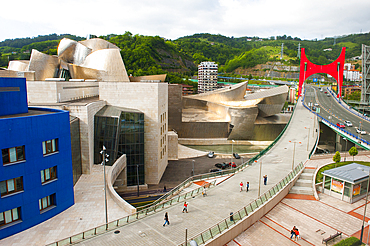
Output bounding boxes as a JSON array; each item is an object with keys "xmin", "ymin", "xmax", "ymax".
[
  {"xmin": 58, "ymin": 38, "xmax": 92, "ymax": 66},
  {"xmin": 80, "ymin": 38, "xmax": 120, "ymax": 52},
  {"xmin": 8, "ymin": 60, "xmax": 29, "ymax": 71},
  {"xmin": 82, "ymin": 49, "xmax": 129, "ymax": 82},
  {"xmin": 27, "ymin": 49, "xmax": 59, "ymax": 81},
  {"xmin": 185, "ymin": 81, "xmax": 247, "ymax": 103},
  {"xmin": 67, "ymin": 64, "xmax": 101, "ymax": 81},
  {"xmin": 228, "ymin": 106, "xmax": 259, "ymax": 140}
]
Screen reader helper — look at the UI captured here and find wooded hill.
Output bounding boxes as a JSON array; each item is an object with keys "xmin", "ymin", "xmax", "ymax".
[{"xmin": 1, "ymin": 32, "xmax": 369, "ymax": 83}]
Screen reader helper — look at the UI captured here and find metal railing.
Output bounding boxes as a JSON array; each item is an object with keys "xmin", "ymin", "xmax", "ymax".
[
  {"xmin": 179, "ymin": 162, "xmax": 304, "ymax": 246},
  {"xmin": 47, "ymin": 99, "xmax": 300, "ymax": 246}
]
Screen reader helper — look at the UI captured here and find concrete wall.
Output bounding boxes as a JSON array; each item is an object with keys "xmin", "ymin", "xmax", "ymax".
[
  {"xmin": 168, "ymin": 84, "xmax": 183, "ymax": 133},
  {"xmin": 26, "ymin": 81, "xmax": 99, "ymax": 104},
  {"xmin": 99, "ymin": 82, "xmax": 168, "ymax": 185},
  {"xmin": 106, "ymin": 154, "xmax": 136, "ymax": 214},
  {"xmin": 180, "ymin": 122, "xmax": 229, "ymax": 138},
  {"xmin": 168, "ymin": 131, "xmax": 178, "ymax": 160}
]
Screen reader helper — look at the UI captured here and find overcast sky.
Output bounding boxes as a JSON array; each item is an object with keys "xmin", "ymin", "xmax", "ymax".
[{"xmin": 1, "ymin": 0, "xmax": 369, "ymax": 42}]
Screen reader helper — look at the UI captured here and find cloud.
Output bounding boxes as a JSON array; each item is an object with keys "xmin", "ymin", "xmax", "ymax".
[{"xmin": 0, "ymin": 0, "xmax": 369, "ymax": 42}]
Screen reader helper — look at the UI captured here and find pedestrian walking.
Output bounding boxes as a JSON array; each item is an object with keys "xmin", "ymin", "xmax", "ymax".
[
  {"xmin": 294, "ymin": 227, "xmax": 300, "ymax": 240},
  {"xmin": 290, "ymin": 226, "xmax": 296, "ymax": 239},
  {"xmin": 163, "ymin": 212, "xmax": 170, "ymax": 226},
  {"xmin": 182, "ymin": 201, "xmax": 188, "ymax": 213},
  {"xmin": 263, "ymin": 175, "xmax": 267, "ymax": 185},
  {"xmin": 240, "ymin": 181, "xmax": 243, "ymax": 192},
  {"xmin": 246, "ymin": 182, "xmax": 249, "ymax": 192},
  {"xmin": 202, "ymin": 187, "xmax": 207, "ymax": 196},
  {"xmin": 163, "ymin": 185, "xmax": 167, "ymax": 192}
]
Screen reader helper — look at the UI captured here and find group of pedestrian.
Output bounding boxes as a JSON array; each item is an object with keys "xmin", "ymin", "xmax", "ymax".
[
  {"xmin": 290, "ymin": 226, "xmax": 300, "ymax": 240},
  {"xmin": 163, "ymin": 201, "xmax": 190, "ymax": 226},
  {"xmin": 239, "ymin": 181, "xmax": 250, "ymax": 192}
]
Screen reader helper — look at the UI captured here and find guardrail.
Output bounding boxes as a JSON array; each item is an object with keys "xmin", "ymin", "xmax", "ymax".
[
  {"xmin": 47, "ymin": 98, "xmax": 300, "ymax": 246},
  {"xmin": 179, "ymin": 162, "xmax": 304, "ymax": 246},
  {"xmin": 327, "ymin": 87, "xmax": 370, "ymax": 122},
  {"xmin": 302, "ymin": 88, "xmax": 370, "ymax": 148}
]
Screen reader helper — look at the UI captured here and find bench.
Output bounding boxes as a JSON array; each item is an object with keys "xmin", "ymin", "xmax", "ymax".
[{"xmin": 322, "ymin": 232, "xmax": 342, "ymax": 245}]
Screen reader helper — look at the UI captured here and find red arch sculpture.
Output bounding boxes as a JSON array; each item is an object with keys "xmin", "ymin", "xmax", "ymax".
[{"xmin": 298, "ymin": 47, "xmax": 346, "ymax": 98}]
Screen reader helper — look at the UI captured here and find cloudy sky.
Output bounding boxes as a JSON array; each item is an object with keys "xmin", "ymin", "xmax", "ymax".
[{"xmin": 1, "ymin": 0, "xmax": 369, "ymax": 42}]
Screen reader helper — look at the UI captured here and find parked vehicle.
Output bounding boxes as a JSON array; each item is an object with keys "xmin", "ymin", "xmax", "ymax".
[
  {"xmin": 233, "ymin": 153, "xmax": 240, "ymax": 159},
  {"xmin": 207, "ymin": 151, "xmax": 215, "ymax": 158},
  {"xmin": 314, "ymin": 103, "xmax": 319, "ymax": 107},
  {"xmin": 229, "ymin": 162, "xmax": 236, "ymax": 168},
  {"xmin": 344, "ymin": 120, "xmax": 353, "ymax": 127},
  {"xmin": 336, "ymin": 123, "xmax": 345, "ymax": 128},
  {"xmin": 215, "ymin": 162, "xmax": 229, "ymax": 169},
  {"xmin": 315, "ymin": 148, "xmax": 330, "ymax": 154},
  {"xmin": 209, "ymin": 168, "xmax": 222, "ymax": 173},
  {"xmin": 356, "ymin": 128, "xmax": 366, "ymax": 135}
]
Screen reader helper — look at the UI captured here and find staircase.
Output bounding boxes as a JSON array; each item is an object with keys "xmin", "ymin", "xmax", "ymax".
[{"xmin": 289, "ymin": 168, "xmax": 315, "ymax": 195}]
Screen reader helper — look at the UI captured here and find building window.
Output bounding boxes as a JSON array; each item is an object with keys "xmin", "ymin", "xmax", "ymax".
[
  {"xmin": 41, "ymin": 166, "xmax": 57, "ymax": 183},
  {"xmin": 42, "ymin": 139, "xmax": 58, "ymax": 155},
  {"xmin": 39, "ymin": 194, "xmax": 56, "ymax": 211},
  {"xmin": 2, "ymin": 146, "xmax": 25, "ymax": 165},
  {"xmin": 0, "ymin": 177, "xmax": 23, "ymax": 197},
  {"xmin": 0, "ymin": 207, "xmax": 21, "ymax": 227}
]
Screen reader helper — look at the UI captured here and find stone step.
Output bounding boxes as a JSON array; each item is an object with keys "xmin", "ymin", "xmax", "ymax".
[
  {"xmin": 289, "ymin": 186, "xmax": 314, "ymax": 195},
  {"xmin": 303, "ymin": 168, "xmax": 316, "ymax": 173},
  {"xmin": 295, "ymin": 179, "xmax": 312, "ymax": 188},
  {"xmin": 299, "ymin": 173, "xmax": 314, "ymax": 180}
]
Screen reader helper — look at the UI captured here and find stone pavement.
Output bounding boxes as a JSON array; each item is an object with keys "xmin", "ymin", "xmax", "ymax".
[
  {"xmin": 0, "ymin": 165, "xmax": 129, "ymax": 246},
  {"xmin": 227, "ymin": 154, "xmax": 370, "ymax": 246},
  {"xmin": 73, "ymin": 99, "xmax": 318, "ymax": 245}
]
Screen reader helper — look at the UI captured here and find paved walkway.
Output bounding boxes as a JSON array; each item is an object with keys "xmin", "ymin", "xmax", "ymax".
[
  {"xmin": 0, "ymin": 165, "xmax": 129, "ymax": 246},
  {"xmin": 73, "ymin": 99, "xmax": 318, "ymax": 245},
  {"xmin": 227, "ymin": 154, "xmax": 370, "ymax": 246}
]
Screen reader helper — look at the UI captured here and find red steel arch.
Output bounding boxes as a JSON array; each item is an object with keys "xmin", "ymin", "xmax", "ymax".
[{"xmin": 298, "ymin": 47, "xmax": 346, "ymax": 98}]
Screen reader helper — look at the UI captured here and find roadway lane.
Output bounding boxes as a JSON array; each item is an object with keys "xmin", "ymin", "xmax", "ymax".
[{"xmin": 304, "ymin": 85, "xmax": 370, "ymax": 143}]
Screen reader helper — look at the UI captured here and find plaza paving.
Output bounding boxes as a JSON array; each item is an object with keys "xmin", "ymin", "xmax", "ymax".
[{"xmin": 227, "ymin": 153, "xmax": 370, "ymax": 246}]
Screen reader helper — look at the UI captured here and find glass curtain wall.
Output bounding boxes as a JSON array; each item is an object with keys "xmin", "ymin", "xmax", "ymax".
[{"xmin": 95, "ymin": 106, "xmax": 144, "ymax": 186}]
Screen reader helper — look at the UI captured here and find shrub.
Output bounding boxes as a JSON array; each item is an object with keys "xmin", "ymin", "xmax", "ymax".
[{"xmin": 334, "ymin": 236, "xmax": 361, "ymax": 246}]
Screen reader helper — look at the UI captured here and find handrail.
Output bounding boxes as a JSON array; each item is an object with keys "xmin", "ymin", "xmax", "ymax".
[
  {"xmin": 47, "ymin": 98, "xmax": 300, "ymax": 246},
  {"xmin": 178, "ymin": 162, "xmax": 305, "ymax": 246}
]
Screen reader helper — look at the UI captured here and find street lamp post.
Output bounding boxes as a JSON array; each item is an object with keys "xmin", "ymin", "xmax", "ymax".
[
  {"xmin": 100, "ymin": 146, "xmax": 109, "ymax": 230},
  {"xmin": 255, "ymin": 160, "xmax": 262, "ymax": 197},
  {"xmin": 192, "ymin": 160, "xmax": 195, "ymax": 176},
  {"xmin": 231, "ymin": 140, "xmax": 235, "ymax": 165},
  {"xmin": 305, "ymin": 127, "xmax": 310, "ymax": 151},
  {"xmin": 343, "ymin": 138, "xmax": 348, "ymax": 162},
  {"xmin": 360, "ymin": 170, "xmax": 370, "ymax": 243},
  {"xmin": 289, "ymin": 141, "xmax": 301, "ymax": 170},
  {"xmin": 136, "ymin": 164, "xmax": 140, "ymax": 197}
]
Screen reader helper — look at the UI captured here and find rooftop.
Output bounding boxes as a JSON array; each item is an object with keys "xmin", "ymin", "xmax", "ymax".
[{"xmin": 322, "ymin": 163, "xmax": 370, "ymax": 184}]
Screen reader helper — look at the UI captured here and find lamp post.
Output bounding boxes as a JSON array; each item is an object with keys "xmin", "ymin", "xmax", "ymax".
[
  {"xmin": 192, "ymin": 160, "xmax": 195, "ymax": 176},
  {"xmin": 343, "ymin": 138, "xmax": 348, "ymax": 162},
  {"xmin": 360, "ymin": 170, "xmax": 370, "ymax": 243},
  {"xmin": 289, "ymin": 141, "xmax": 301, "ymax": 170},
  {"xmin": 100, "ymin": 146, "xmax": 109, "ymax": 229},
  {"xmin": 136, "ymin": 164, "xmax": 140, "ymax": 197},
  {"xmin": 255, "ymin": 160, "xmax": 262, "ymax": 197},
  {"xmin": 231, "ymin": 140, "xmax": 235, "ymax": 165},
  {"xmin": 305, "ymin": 127, "xmax": 310, "ymax": 151}
]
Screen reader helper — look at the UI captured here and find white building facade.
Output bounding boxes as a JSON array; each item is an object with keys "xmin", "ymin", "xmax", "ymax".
[{"xmin": 198, "ymin": 61, "xmax": 218, "ymax": 93}]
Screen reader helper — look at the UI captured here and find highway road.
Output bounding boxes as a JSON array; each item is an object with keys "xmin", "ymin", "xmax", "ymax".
[{"xmin": 304, "ymin": 85, "xmax": 370, "ymax": 144}]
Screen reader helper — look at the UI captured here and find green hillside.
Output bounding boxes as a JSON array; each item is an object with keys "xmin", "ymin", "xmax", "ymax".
[{"xmin": 1, "ymin": 32, "xmax": 369, "ymax": 84}]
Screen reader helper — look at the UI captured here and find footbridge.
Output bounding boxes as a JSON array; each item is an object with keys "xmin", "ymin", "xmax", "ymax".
[{"xmin": 47, "ymin": 98, "xmax": 318, "ymax": 246}]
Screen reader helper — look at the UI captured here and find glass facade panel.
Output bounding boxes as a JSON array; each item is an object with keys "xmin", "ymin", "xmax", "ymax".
[{"xmin": 94, "ymin": 106, "xmax": 145, "ymax": 186}]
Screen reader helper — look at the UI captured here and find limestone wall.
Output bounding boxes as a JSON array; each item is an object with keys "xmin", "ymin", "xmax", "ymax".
[
  {"xmin": 168, "ymin": 131, "xmax": 178, "ymax": 160},
  {"xmin": 26, "ymin": 81, "xmax": 99, "ymax": 104},
  {"xmin": 99, "ymin": 82, "xmax": 168, "ymax": 185},
  {"xmin": 168, "ymin": 84, "xmax": 183, "ymax": 132},
  {"xmin": 180, "ymin": 122, "xmax": 229, "ymax": 138}
]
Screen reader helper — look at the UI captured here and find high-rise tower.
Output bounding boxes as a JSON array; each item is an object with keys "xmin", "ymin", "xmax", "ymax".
[{"xmin": 198, "ymin": 61, "xmax": 218, "ymax": 93}]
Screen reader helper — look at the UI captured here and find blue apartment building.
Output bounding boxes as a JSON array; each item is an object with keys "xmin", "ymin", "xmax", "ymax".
[{"xmin": 0, "ymin": 77, "xmax": 74, "ymax": 239}]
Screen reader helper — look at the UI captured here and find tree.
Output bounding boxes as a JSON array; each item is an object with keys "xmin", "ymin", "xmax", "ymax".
[
  {"xmin": 333, "ymin": 151, "xmax": 341, "ymax": 163},
  {"xmin": 349, "ymin": 146, "xmax": 358, "ymax": 161}
]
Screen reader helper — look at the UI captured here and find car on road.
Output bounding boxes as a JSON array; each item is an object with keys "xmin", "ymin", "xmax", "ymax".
[
  {"xmin": 229, "ymin": 161, "xmax": 236, "ymax": 168},
  {"xmin": 344, "ymin": 120, "xmax": 353, "ymax": 127},
  {"xmin": 314, "ymin": 103, "xmax": 319, "ymax": 107},
  {"xmin": 315, "ymin": 148, "xmax": 330, "ymax": 154},
  {"xmin": 233, "ymin": 153, "xmax": 240, "ymax": 159},
  {"xmin": 209, "ymin": 168, "xmax": 222, "ymax": 173},
  {"xmin": 207, "ymin": 151, "xmax": 215, "ymax": 158},
  {"xmin": 324, "ymin": 91, "xmax": 327, "ymax": 94},
  {"xmin": 215, "ymin": 162, "xmax": 229, "ymax": 169},
  {"xmin": 336, "ymin": 123, "xmax": 345, "ymax": 128},
  {"xmin": 356, "ymin": 128, "xmax": 367, "ymax": 135}
]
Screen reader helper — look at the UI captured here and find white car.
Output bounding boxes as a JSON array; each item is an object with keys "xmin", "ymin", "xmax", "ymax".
[
  {"xmin": 356, "ymin": 128, "xmax": 366, "ymax": 135},
  {"xmin": 314, "ymin": 103, "xmax": 319, "ymax": 107},
  {"xmin": 344, "ymin": 120, "xmax": 352, "ymax": 127}
]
